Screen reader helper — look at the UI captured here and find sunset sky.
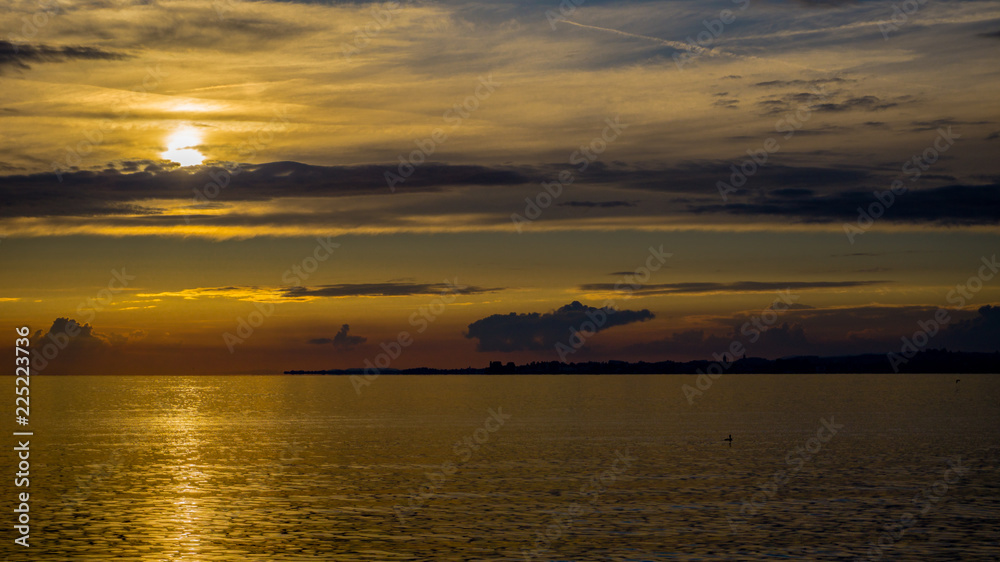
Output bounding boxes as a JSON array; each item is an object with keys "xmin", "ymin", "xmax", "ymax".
[{"xmin": 1, "ymin": 0, "xmax": 999, "ymax": 374}]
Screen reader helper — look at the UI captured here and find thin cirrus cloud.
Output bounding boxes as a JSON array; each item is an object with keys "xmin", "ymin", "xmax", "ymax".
[
  {"xmin": 578, "ymin": 280, "xmax": 890, "ymax": 296},
  {"xmin": 140, "ymin": 283, "xmax": 504, "ymax": 302},
  {"xmin": 282, "ymin": 283, "xmax": 503, "ymax": 298}
]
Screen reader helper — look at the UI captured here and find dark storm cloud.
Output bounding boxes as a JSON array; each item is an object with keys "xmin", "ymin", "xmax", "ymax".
[
  {"xmin": 33, "ymin": 318, "xmax": 105, "ymax": 347},
  {"xmin": 26, "ymin": 317, "xmax": 148, "ymax": 374},
  {"xmin": 282, "ymin": 282, "xmax": 501, "ymax": 298},
  {"xmin": 29, "ymin": 318, "xmax": 109, "ymax": 372},
  {"xmin": 0, "ymin": 41, "xmax": 126, "ymax": 72},
  {"xmin": 579, "ymin": 280, "xmax": 887, "ymax": 295},
  {"xmin": 690, "ymin": 183, "xmax": 1000, "ymax": 226},
  {"xmin": 465, "ymin": 301, "xmax": 654, "ymax": 353}
]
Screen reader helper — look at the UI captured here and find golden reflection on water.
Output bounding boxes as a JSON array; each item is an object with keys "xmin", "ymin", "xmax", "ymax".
[
  {"xmin": 16, "ymin": 374, "xmax": 1000, "ymax": 561},
  {"xmin": 154, "ymin": 386, "xmax": 211, "ymax": 559}
]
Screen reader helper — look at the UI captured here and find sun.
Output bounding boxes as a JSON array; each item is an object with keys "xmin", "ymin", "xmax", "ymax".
[{"xmin": 161, "ymin": 126, "xmax": 205, "ymax": 167}]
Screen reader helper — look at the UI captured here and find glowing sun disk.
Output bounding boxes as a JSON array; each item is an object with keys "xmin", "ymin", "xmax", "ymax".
[{"xmin": 161, "ymin": 127, "xmax": 205, "ymax": 166}]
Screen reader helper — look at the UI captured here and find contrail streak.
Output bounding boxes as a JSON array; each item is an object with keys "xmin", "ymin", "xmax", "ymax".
[{"xmin": 557, "ymin": 19, "xmax": 730, "ymax": 58}]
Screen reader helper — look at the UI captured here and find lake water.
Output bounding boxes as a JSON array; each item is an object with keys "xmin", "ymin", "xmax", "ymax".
[{"xmin": 4, "ymin": 374, "xmax": 1000, "ymax": 561}]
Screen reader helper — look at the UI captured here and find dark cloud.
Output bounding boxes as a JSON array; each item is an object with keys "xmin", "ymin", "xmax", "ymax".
[
  {"xmin": 810, "ymin": 95, "xmax": 898, "ymax": 112},
  {"xmin": 755, "ymin": 92, "xmax": 828, "ymax": 116},
  {"xmin": 283, "ymin": 282, "xmax": 501, "ymax": 298},
  {"xmin": 909, "ymin": 118, "xmax": 992, "ymax": 132},
  {"xmin": 466, "ymin": 301, "xmax": 654, "ymax": 353},
  {"xmin": 690, "ymin": 183, "xmax": 1000, "ymax": 226},
  {"xmin": 756, "ymin": 90, "xmax": 911, "ymax": 116},
  {"xmin": 754, "ymin": 78, "xmax": 851, "ymax": 87},
  {"xmin": 1, "ymin": 159, "xmax": 991, "ymax": 230},
  {"xmin": 579, "ymin": 280, "xmax": 887, "ymax": 296},
  {"xmin": 620, "ymin": 303, "xmax": 996, "ymax": 361},
  {"xmin": 938, "ymin": 305, "xmax": 1000, "ymax": 351},
  {"xmin": 625, "ymin": 322, "xmax": 812, "ymax": 360},
  {"xmin": 624, "ymin": 329, "xmax": 733, "ymax": 359},
  {"xmin": 309, "ymin": 324, "xmax": 367, "ymax": 350},
  {"xmin": 29, "ymin": 318, "xmax": 110, "ymax": 373},
  {"xmin": 32, "ymin": 318, "xmax": 106, "ymax": 348},
  {"xmin": 788, "ymin": 0, "xmax": 864, "ymax": 7},
  {"xmin": 581, "ymin": 161, "xmax": 872, "ymax": 194},
  {"xmin": 332, "ymin": 324, "xmax": 366, "ymax": 349},
  {"xmin": 830, "ymin": 250, "xmax": 926, "ymax": 258},
  {"xmin": 558, "ymin": 200, "xmax": 635, "ymax": 208},
  {"xmin": 0, "ymin": 162, "xmax": 534, "ymax": 218},
  {"xmin": 25, "ymin": 317, "xmax": 152, "ymax": 374},
  {"xmin": 0, "ymin": 41, "xmax": 126, "ymax": 72},
  {"xmin": 770, "ymin": 188, "xmax": 814, "ymax": 198},
  {"xmin": 0, "ymin": 159, "xmax": 878, "ymax": 223}
]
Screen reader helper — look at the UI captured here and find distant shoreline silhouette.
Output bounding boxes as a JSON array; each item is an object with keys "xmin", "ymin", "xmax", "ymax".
[{"xmin": 285, "ymin": 349, "xmax": 1000, "ymax": 375}]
